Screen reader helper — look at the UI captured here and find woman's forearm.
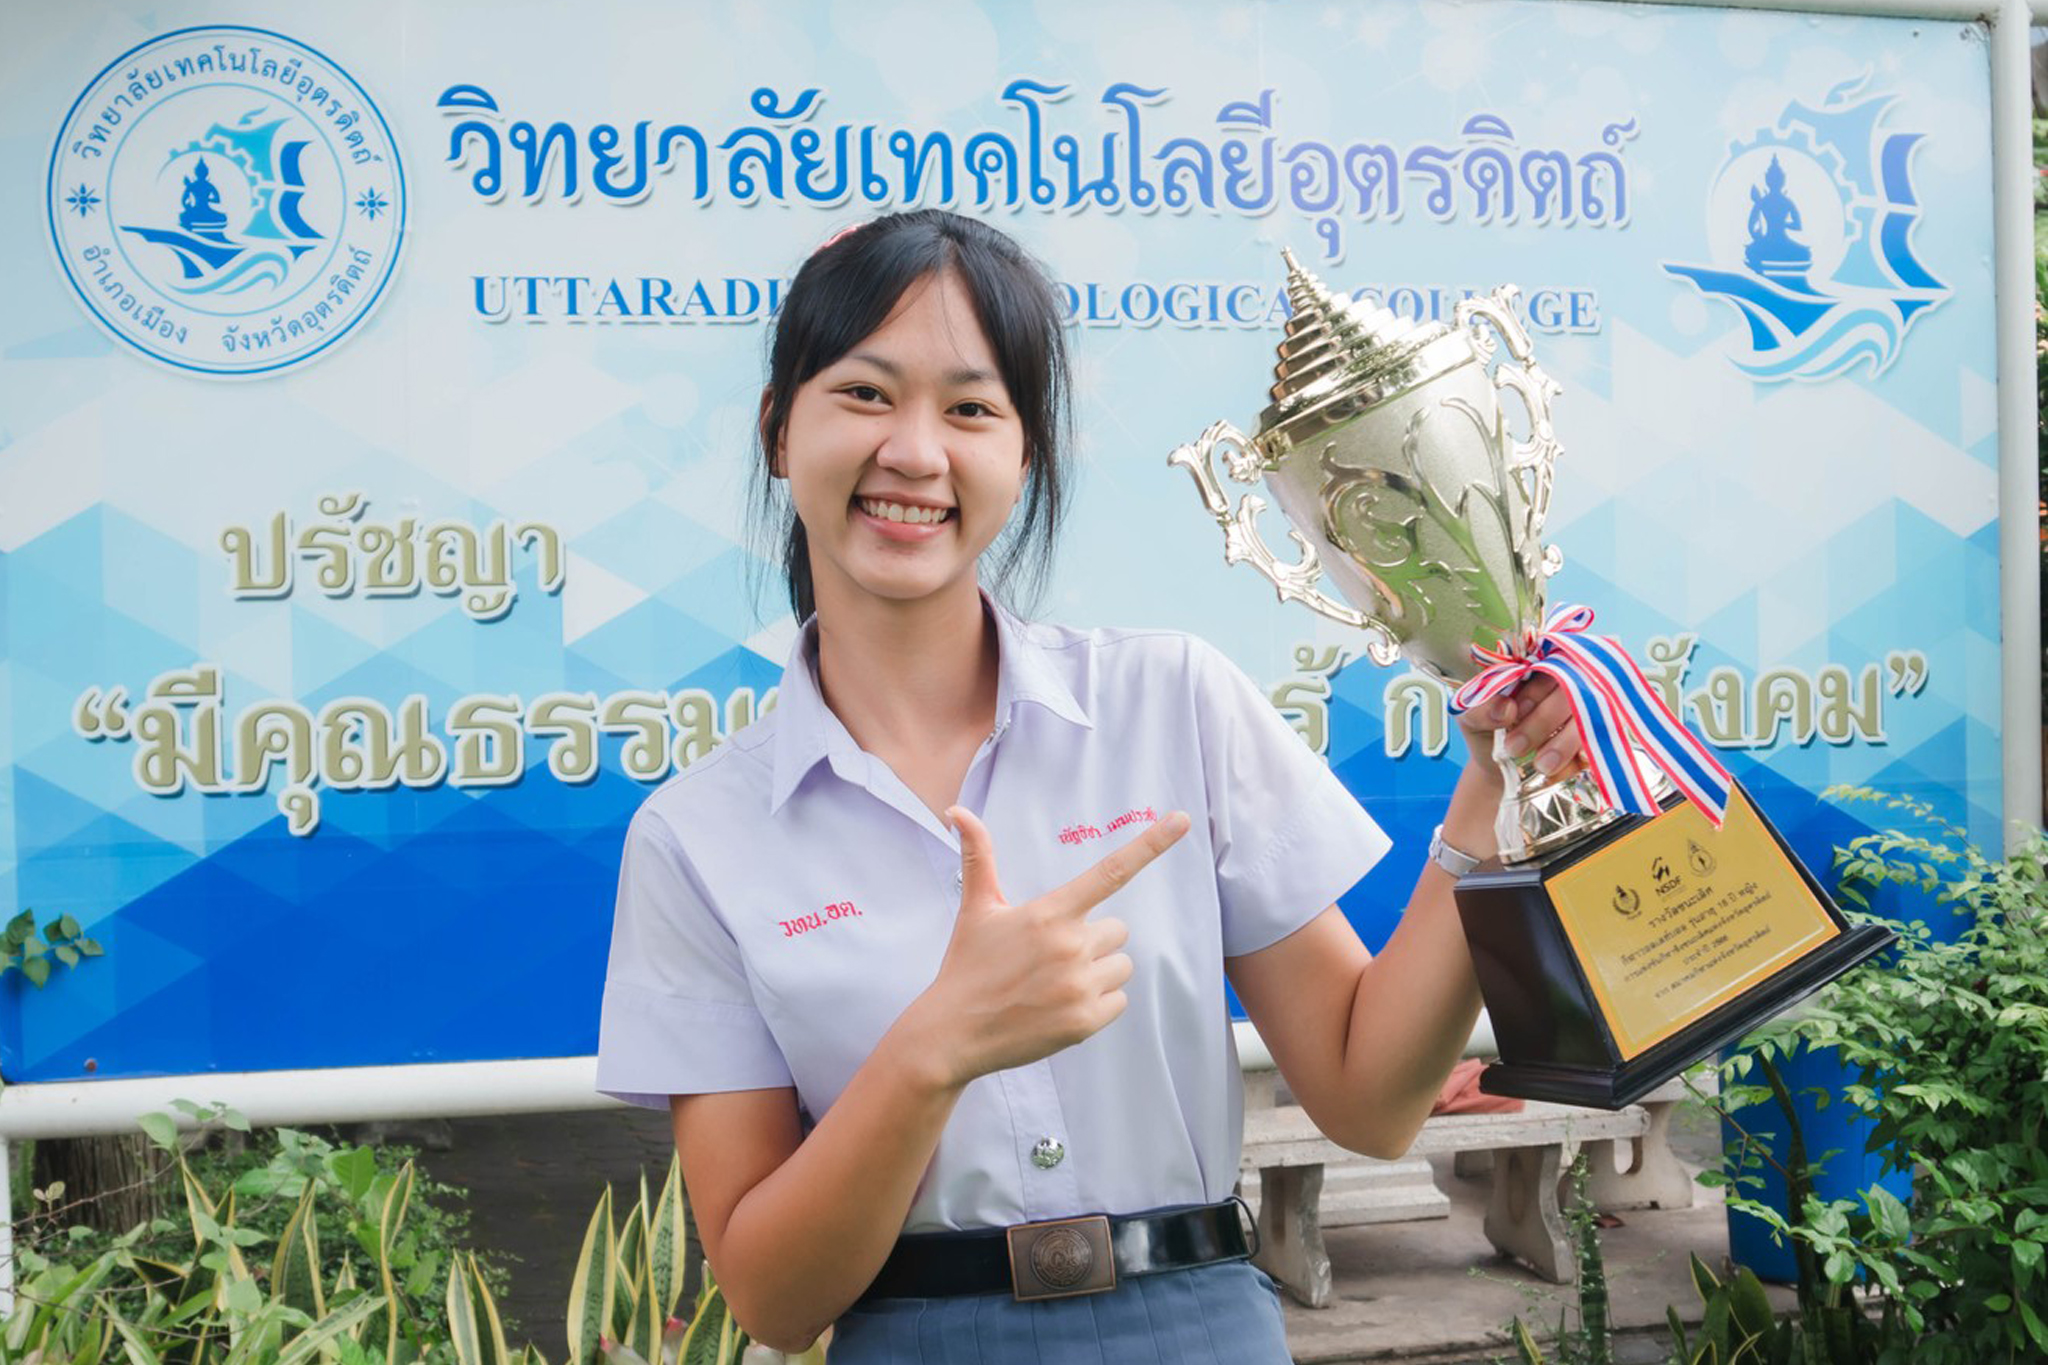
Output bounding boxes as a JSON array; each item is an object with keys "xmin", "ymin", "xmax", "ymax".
[
  {"xmin": 1332, "ymin": 744, "xmax": 1500, "ymax": 1152},
  {"xmin": 712, "ymin": 1003, "xmax": 962, "ymax": 1351}
]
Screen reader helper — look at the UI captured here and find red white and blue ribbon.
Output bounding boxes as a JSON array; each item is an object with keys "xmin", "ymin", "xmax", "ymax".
[{"xmin": 1450, "ymin": 604, "xmax": 1734, "ymax": 827}]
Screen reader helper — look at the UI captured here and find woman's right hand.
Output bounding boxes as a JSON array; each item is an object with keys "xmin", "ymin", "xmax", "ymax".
[{"xmin": 906, "ymin": 805, "xmax": 1190, "ymax": 1088}]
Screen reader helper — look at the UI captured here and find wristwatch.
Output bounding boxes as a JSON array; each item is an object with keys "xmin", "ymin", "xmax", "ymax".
[{"xmin": 1428, "ymin": 823, "xmax": 1483, "ymax": 877}]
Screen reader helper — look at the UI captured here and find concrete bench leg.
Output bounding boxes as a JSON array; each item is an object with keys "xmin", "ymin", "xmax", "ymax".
[
  {"xmin": 1585, "ymin": 1094, "xmax": 1694, "ymax": 1211},
  {"xmin": 1252, "ymin": 1163, "xmax": 1332, "ymax": 1309},
  {"xmin": 1482, "ymin": 1143, "xmax": 1573, "ymax": 1282}
]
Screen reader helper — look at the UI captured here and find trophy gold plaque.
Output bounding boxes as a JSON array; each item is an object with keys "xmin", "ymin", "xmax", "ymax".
[{"xmin": 1170, "ymin": 253, "xmax": 1892, "ymax": 1109}]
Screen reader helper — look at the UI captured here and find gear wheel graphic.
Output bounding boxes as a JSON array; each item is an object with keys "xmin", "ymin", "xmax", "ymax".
[{"xmin": 1725, "ymin": 125, "xmax": 1846, "ymax": 189}]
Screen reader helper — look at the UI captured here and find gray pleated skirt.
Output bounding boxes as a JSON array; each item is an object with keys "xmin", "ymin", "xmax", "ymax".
[{"xmin": 827, "ymin": 1259, "xmax": 1290, "ymax": 1364}]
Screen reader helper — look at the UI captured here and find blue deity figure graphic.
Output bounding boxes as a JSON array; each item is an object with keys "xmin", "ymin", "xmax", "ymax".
[
  {"xmin": 1742, "ymin": 155, "xmax": 1812, "ymax": 284},
  {"xmin": 121, "ymin": 114, "xmax": 325, "ymax": 294},
  {"xmin": 178, "ymin": 157, "xmax": 229, "ymax": 235}
]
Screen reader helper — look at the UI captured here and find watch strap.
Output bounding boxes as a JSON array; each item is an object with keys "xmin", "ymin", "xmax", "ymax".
[{"xmin": 1428, "ymin": 823, "xmax": 1483, "ymax": 877}]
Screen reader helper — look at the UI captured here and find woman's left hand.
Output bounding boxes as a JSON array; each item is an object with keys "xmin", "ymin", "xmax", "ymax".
[{"xmin": 1456, "ymin": 673, "xmax": 1586, "ymax": 780}]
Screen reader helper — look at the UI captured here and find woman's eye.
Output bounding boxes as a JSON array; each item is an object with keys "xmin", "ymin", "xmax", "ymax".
[
  {"xmin": 954, "ymin": 400, "xmax": 997, "ymax": 418},
  {"xmin": 842, "ymin": 383, "xmax": 886, "ymax": 404}
]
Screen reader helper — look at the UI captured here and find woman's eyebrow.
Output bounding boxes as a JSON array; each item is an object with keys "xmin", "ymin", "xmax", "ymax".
[{"xmin": 844, "ymin": 351, "xmax": 1000, "ymax": 388}]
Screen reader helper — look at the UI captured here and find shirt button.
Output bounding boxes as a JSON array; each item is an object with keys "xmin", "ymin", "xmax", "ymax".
[
  {"xmin": 1031, "ymin": 1137, "xmax": 1065, "ymax": 1170},
  {"xmin": 953, "ymin": 870, "xmax": 965, "ymax": 894}
]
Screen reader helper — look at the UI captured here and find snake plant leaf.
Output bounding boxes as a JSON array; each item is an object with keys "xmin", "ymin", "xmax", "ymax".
[
  {"xmin": 216, "ymin": 1187, "xmax": 253, "ymax": 1282},
  {"xmin": 1727, "ymin": 1267, "xmax": 1775, "ymax": 1339},
  {"xmin": 649, "ymin": 1159, "xmax": 688, "ymax": 1324},
  {"xmin": 1689, "ymin": 1252, "xmax": 1722, "ymax": 1303},
  {"xmin": 1666, "ymin": 1305, "xmax": 1690, "ymax": 1357},
  {"xmin": 448, "ymin": 1248, "xmax": 485, "ymax": 1365},
  {"xmin": 102, "ymin": 1300, "xmax": 166, "ymax": 1365},
  {"xmin": 177, "ymin": 1153, "xmax": 220, "ymax": 1250},
  {"xmin": 628, "ymin": 1255, "xmax": 663, "ymax": 1365},
  {"xmin": 270, "ymin": 1182, "xmax": 325, "ymax": 1318},
  {"xmin": 8, "ymin": 1255, "xmax": 112, "ymax": 1362},
  {"xmin": 378, "ymin": 1161, "xmax": 418, "ymax": 1364},
  {"xmin": 674, "ymin": 1288, "xmax": 730, "ymax": 1365},
  {"xmin": 564, "ymin": 1184, "xmax": 617, "ymax": 1365},
  {"xmin": 274, "ymin": 1293, "xmax": 388, "ymax": 1365},
  {"xmin": 441, "ymin": 1254, "xmax": 501, "ymax": 1365},
  {"xmin": 65, "ymin": 1311, "xmax": 113, "ymax": 1365},
  {"xmin": 619, "ymin": 1199, "xmax": 646, "ymax": 1284},
  {"xmin": 470, "ymin": 1251, "xmax": 515, "ymax": 1365}
]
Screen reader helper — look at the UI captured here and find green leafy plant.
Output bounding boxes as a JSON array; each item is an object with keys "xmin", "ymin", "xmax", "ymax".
[
  {"xmin": 1500, "ymin": 1153, "xmax": 1612, "ymax": 1365},
  {"xmin": 1, "ymin": 907, "xmax": 101, "ymax": 990},
  {"xmin": 1665, "ymin": 1252, "xmax": 1806, "ymax": 1365},
  {"xmin": 445, "ymin": 1154, "xmax": 822, "ymax": 1365},
  {"xmin": 1698, "ymin": 788, "xmax": 2048, "ymax": 1365},
  {"xmin": 18, "ymin": 1109, "xmax": 512, "ymax": 1356},
  {"xmin": 0, "ymin": 1102, "xmax": 411, "ymax": 1365},
  {"xmin": 1691, "ymin": 1051, "xmax": 1910, "ymax": 1364}
]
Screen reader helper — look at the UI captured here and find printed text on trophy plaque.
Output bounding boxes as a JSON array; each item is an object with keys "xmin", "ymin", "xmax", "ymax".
[{"xmin": 1547, "ymin": 789, "xmax": 1839, "ymax": 1059}]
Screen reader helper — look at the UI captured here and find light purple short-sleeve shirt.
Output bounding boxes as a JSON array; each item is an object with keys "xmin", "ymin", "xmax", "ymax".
[{"xmin": 595, "ymin": 600, "xmax": 1389, "ymax": 1232}]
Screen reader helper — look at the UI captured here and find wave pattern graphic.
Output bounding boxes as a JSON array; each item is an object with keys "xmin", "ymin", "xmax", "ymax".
[
  {"xmin": 1734, "ymin": 307, "xmax": 1901, "ymax": 381},
  {"xmin": 173, "ymin": 249, "xmax": 291, "ymax": 296}
]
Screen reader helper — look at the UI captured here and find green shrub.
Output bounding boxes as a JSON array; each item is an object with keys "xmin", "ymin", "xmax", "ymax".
[
  {"xmin": 2, "ymin": 1101, "xmax": 442, "ymax": 1364},
  {"xmin": 1708, "ymin": 789, "xmax": 2048, "ymax": 1364},
  {"xmin": 13, "ymin": 1109, "xmax": 515, "ymax": 1356}
]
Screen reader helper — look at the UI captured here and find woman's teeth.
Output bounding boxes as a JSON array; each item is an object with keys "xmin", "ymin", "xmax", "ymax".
[{"xmin": 859, "ymin": 498, "xmax": 951, "ymax": 525}]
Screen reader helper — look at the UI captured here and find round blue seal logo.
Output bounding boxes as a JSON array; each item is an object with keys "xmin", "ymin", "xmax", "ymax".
[{"xmin": 46, "ymin": 25, "xmax": 405, "ymax": 378}]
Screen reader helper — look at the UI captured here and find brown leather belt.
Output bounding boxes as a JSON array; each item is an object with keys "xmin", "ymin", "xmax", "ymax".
[{"xmin": 856, "ymin": 1200, "xmax": 1257, "ymax": 1304}]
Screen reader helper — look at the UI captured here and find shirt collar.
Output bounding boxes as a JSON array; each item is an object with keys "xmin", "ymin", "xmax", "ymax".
[{"xmin": 768, "ymin": 592, "xmax": 1092, "ymax": 813}]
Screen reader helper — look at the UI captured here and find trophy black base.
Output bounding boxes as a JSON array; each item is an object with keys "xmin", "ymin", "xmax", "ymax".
[{"xmin": 1453, "ymin": 789, "xmax": 1897, "ymax": 1110}]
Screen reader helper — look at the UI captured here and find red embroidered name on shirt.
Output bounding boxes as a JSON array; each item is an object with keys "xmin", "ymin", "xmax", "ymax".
[
  {"xmin": 1058, "ymin": 807, "xmax": 1158, "ymax": 845},
  {"xmin": 780, "ymin": 901, "xmax": 862, "ymax": 938}
]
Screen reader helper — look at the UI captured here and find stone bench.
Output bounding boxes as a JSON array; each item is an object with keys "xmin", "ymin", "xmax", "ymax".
[{"xmin": 1232, "ymin": 1020, "xmax": 1694, "ymax": 1308}]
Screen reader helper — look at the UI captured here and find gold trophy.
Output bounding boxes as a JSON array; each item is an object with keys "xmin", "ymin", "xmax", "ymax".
[{"xmin": 1170, "ymin": 253, "xmax": 1891, "ymax": 1108}]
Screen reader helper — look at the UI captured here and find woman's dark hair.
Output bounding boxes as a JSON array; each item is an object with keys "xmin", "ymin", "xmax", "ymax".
[{"xmin": 747, "ymin": 209, "xmax": 1073, "ymax": 622}]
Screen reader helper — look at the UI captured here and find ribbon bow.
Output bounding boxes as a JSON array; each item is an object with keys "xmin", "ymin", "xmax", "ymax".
[{"xmin": 1451, "ymin": 604, "xmax": 1733, "ymax": 827}]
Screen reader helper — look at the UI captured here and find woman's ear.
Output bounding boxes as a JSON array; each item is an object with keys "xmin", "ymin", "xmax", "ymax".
[{"xmin": 758, "ymin": 387, "xmax": 784, "ymax": 478}]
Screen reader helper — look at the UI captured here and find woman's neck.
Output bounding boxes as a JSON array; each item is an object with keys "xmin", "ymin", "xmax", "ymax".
[{"xmin": 811, "ymin": 580, "xmax": 1000, "ymax": 758}]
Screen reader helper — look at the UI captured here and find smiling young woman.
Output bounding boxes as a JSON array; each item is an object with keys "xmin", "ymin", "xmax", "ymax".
[{"xmin": 594, "ymin": 210, "xmax": 1587, "ymax": 1363}]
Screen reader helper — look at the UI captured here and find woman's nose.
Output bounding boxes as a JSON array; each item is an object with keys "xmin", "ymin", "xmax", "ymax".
[{"xmin": 874, "ymin": 408, "xmax": 948, "ymax": 477}]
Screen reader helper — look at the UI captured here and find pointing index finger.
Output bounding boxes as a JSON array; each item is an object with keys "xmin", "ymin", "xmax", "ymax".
[{"xmin": 1054, "ymin": 811, "xmax": 1191, "ymax": 915}]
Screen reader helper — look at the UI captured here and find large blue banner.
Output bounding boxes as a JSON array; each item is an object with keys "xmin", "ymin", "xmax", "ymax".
[{"xmin": 1, "ymin": 1, "xmax": 1997, "ymax": 1084}]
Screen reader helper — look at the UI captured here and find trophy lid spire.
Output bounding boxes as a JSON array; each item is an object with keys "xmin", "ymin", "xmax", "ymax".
[{"xmin": 1266, "ymin": 250, "xmax": 1438, "ymax": 422}]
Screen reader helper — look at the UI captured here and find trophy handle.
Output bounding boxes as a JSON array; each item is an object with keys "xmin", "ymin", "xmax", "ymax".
[
  {"xmin": 1168, "ymin": 420, "xmax": 1400, "ymax": 661},
  {"xmin": 1453, "ymin": 289, "xmax": 1565, "ymax": 578}
]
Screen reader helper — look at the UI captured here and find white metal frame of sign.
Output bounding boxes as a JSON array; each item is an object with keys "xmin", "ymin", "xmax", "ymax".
[{"xmin": 0, "ymin": 0, "xmax": 2040, "ymax": 1314}]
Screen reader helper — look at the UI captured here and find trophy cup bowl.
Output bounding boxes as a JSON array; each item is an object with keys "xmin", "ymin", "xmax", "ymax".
[{"xmin": 1171, "ymin": 252, "xmax": 1893, "ymax": 1108}]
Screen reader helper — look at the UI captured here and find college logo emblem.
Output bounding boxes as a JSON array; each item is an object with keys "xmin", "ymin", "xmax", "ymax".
[
  {"xmin": 46, "ymin": 25, "xmax": 405, "ymax": 377},
  {"xmin": 1662, "ymin": 76, "xmax": 1946, "ymax": 382}
]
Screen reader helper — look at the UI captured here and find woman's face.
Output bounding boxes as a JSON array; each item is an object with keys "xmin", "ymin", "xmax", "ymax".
[{"xmin": 774, "ymin": 268, "xmax": 1027, "ymax": 618}]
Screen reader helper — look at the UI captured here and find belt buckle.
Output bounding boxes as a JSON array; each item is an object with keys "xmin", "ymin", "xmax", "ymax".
[{"xmin": 1006, "ymin": 1214, "xmax": 1115, "ymax": 1302}]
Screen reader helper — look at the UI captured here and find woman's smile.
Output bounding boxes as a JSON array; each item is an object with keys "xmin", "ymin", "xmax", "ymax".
[{"xmin": 854, "ymin": 495, "xmax": 957, "ymax": 537}]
